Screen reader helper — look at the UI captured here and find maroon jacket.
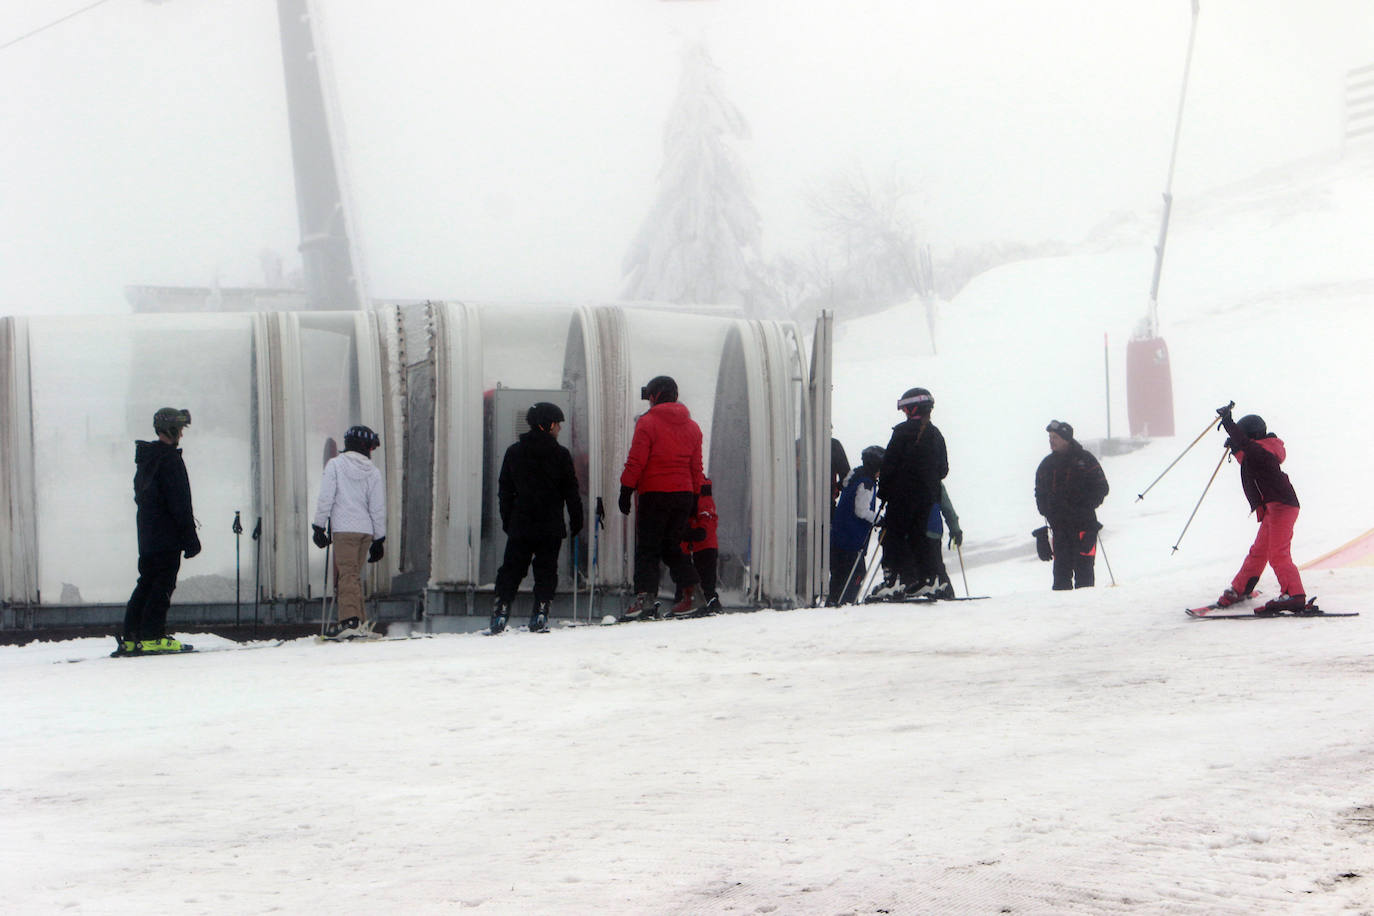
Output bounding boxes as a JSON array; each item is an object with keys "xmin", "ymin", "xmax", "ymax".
[
  {"xmin": 620, "ymin": 402, "xmax": 705, "ymax": 495},
  {"xmin": 1222, "ymin": 416, "xmax": 1299, "ymax": 511}
]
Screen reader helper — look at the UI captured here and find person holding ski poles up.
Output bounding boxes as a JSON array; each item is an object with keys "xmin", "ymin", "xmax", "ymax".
[
  {"xmin": 1213, "ymin": 404, "xmax": 1306, "ymax": 614},
  {"xmin": 830, "ymin": 445, "xmax": 883, "ymax": 605},
  {"xmin": 312, "ymin": 425, "xmax": 386, "ymax": 639}
]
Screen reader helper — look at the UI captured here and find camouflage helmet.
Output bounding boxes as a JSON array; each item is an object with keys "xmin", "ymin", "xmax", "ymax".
[{"xmin": 153, "ymin": 407, "xmax": 192, "ymax": 437}]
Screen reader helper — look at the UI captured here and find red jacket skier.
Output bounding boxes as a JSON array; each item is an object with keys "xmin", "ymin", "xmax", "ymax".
[
  {"xmin": 677, "ymin": 478, "xmax": 721, "ymax": 613},
  {"xmin": 1215, "ymin": 405, "xmax": 1305, "ymax": 614},
  {"xmin": 618, "ymin": 375, "xmax": 706, "ymax": 619}
]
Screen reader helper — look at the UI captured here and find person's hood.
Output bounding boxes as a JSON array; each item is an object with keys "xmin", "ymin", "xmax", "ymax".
[
  {"xmin": 649, "ymin": 402, "xmax": 694, "ymax": 425},
  {"xmin": 134, "ymin": 439, "xmax": 179, "ymax": 466},
  {"xmin": 1238, "ymin": 435, "xmax": 1286, "ymax": 464},
  {"xmin": 336, "ymin": 450, "xmax": 376, "ymax": 480}
]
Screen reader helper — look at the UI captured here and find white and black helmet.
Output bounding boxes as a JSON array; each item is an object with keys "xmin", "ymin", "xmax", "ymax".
[{"xmin": 897, "ymin": 387, "xmax": 934, "ymax": 415}]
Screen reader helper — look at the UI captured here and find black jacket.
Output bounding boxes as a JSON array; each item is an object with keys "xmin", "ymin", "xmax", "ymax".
[
  {"xmin": 498, "ymin": 429, "xmax": 584, "ymax": 540},
  {"xmin": 1220, "ymin": 415, "xmax": 1298, "ymax": 510},
  {"xmin": 1035, "ymin": 442, "xmax": 1109, "ymax": 529},
  {"xmin": 877, "ymin": 417, "xmax": 948, "ymax": 510},
  {"xmin": 133, "ymin": 440, "xmax": 200, "ymax": 556}
]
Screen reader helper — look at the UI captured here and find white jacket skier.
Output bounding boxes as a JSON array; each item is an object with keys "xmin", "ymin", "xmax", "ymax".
[
  {"xmin": 313, "ymin": 450, "xmax": 386, "ymax": 538},
  {"xmin": 311, "ymin": 426, "xmax": 386, "ymax": 638}
]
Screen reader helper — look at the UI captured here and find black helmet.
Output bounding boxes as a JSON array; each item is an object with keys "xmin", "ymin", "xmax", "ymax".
[
  {"xmin": 860, "ymin": 445, "xmax": 885, "ymax": 471},
  {"xmin": 897, "ymin": 387, "xmax": 933, "ymax": 415},
  {"xmin": 153, "ymin": 407, "xmax": 191, "ymax": 437},
  {"xmin": 344, "ymin": 424, "xmax": 380, "ymax": 453},
  {"xmin": 641, "ymin": 375, "xmax": 678, "ymax": 404},
  {"xmin": 1237, "ymin": 414, "xmax": 1267, "ymax": 439},
  {"xmin": 526, "ymin": 402, "xmax": 565, "ymax": 429}
]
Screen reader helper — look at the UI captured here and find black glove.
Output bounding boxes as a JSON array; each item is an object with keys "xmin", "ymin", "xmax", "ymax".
[
  {"xmin": 569, "ymin": 515, "xmax": 584, "ymax": 539},
  {"xmin": 183, "ymin": 537, "xmax": 202, "ymax": 560},
  {"xmin": 368, "ymin": 537, "xmax": 385, "ymax": 563},
  {"xmin": 618, "ymin": 484, "xmax": 634, "ymax": 516},
  {"xmin": 312, "ymin": 525, "xmax": 330, "ymax": 549},
  {"xmin": 948, "ymin": 528, "xmax": 963, "ymax": 549},
  {"xmin": 1216, "ymin": 402, "xmax": 1233, "ymax": 420},
  {"xmin": 686, "ymin": 526, "xmax": 707, "ymax": 543},
  {"xmin": 1032, "ymin": 526, "xmax": 1053, "ymax": 562}
]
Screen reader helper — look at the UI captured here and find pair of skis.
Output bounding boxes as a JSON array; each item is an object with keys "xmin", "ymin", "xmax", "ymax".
[{"xmin": 1185, "ymin": 595, "xmax": 1357, "ymax": 620}]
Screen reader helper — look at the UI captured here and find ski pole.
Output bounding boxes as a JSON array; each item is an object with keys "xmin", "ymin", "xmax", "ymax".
[
  {"xmin": 856, "ymin": 527, "xmax": 888, "ymax": 603},
  {"xmin": 571, "ymin": 534, "xmax": 580, "ymax": 623},
  {"xmin": 251, "ymin": 517, "xmax": 262, "ymax": 638},
  {"xmin": 233, "ymin": 511, "xmax": 243, "ymax": 629},
  {"xmin": 1136, "ymin": 402, "xmax": 1231, "ymax": 502},
  {"xmin": 1171, "ymin": 447, "xmax": 1229, "ymax": 553},
  {"xmin": 1097, "ymin": 529, "xmax": 1117, "ymax": 586},
  {"xmin": 838, "ymin": 499, "xmax": 884, "ymax": 605},
  {"xmin": 320, "ymin": 522, "xmax": 333, "ymax": 636},
  {"xmin": 955, "ymin": 543, "xmax": 970, "ymax": 597},
  {"xmin": 592, "ymin": 498, "xmax": 604, "ymax": 621}
]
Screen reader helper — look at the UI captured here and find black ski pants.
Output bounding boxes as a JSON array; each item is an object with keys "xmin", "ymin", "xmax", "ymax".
[
  {"xmin": 495, "ymin": 535, "xmax": 563, "ymax": 607},
  {"xmin": 881, "ymin": 500, "xmax": 937, "ymax": 586},
  {"xmin": 634, "ymin": 491, "xmax": 699, "ymax": 597},
  {"xmin": 124, "ymin": 549, "xmax": 181, "ymax": 641},
  {"xmin": 676, "ymin": 547, "xmax": 719, "ymax": 602},
  {"xmin": 1051, "ymin": 524, "xmax": 1097, "ymax": 589}
]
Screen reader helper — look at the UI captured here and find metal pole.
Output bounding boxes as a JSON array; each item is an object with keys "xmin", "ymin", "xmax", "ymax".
[
  {"xmin": 955, "ymin": 543, "xmax": 970, "ymax": 597},
  {"xmin": 233, "ymin": 511, "xmax": 243, "ymax": 628},
  {"xmin": 1136, "ymin": 404, "xmax": 1229, "ymax": 502},
  {"xmin": 1171, "ymin": 447, "xmax": 1228, "ymax": 554},
  {"xmin": 1146, "ymin": 0, "xmax": 1201, "ymax": 337},
  {"xmin": 1098, "ymin": 530, "xmax": 1117, "ymax": 586}
]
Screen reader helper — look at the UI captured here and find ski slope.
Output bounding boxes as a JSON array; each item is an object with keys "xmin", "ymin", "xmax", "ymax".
[{"xmin": 3, "ymin": 152, "xmax": 1373, "ymax": 914}]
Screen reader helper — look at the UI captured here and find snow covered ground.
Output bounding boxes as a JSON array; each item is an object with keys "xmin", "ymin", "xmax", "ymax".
[{"xmin": 4, "ymin": 152, "xmax": 1374, "ymax": 914}]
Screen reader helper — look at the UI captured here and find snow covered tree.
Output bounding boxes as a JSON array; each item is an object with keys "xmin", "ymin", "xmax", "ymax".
[
  {"xmin": 803, "ymin": 169, "xmax": 931, "ymax": 317},
  {"xmin": 622, "ymin": 43, "xmax": 770, "ymax": 314}
]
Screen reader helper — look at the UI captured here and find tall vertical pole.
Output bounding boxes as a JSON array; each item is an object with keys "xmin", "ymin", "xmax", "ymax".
[
  {"xmin": 276, "ymin": 0, "xmax": 365, "ymax": 311},
  {"xmin": 1128, "ymin": 0, "xmax": 1197, "ymax": 439},
  {"xmin": 1146, "ymin": 0, "xmax": 1201, "ymax": 338}
]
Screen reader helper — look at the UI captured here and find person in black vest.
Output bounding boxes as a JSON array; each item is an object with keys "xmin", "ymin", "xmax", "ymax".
[
  {"xmin": 1035, "ymin": 420, "xmax": 1109, "ymax": 590},
  {"xmin": 120, "ymin": 407, "xmax": 201, "ymax": 655},
  {"xmin": 874, "ymin": 387, "xmax": 948, "ymax": 599},
  {"xmin": 491, "ymin": 402, "xmax": 584, "ymax": 633}
]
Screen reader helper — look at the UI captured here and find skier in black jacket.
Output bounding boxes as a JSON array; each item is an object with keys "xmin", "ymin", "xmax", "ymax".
[
  {"xmin": 491, "ymin": 402, "xmax": 584, "ymax": 633},
  {"xmin": 1035, "ymin": 420, "xmax": 1109, "ymax": 590},
  {"xmin": 874, "ymin": 387, "xmax": 949, "ymax": 599},
  {"xmin": 120, "ymin": 407, "xmax": 201, "ymax": 654}
]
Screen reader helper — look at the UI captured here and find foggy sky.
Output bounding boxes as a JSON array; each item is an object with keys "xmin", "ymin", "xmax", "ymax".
[{"xmin": 2, "ymin": 0, "xmax": 1370, "ymax": 314}]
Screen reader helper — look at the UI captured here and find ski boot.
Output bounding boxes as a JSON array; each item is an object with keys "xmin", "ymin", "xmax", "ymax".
[
  {"xmin": 869, "ymin": 574, "xmax": 905, "ymax": 601},
  {"xmin": 1215, "ymin": 587, "xmax": 1247, "ymax": 608},
  {"xmin": 702, "ymin": 594, "xmax": 722, "ymax": 615},
  {"xmin": 111, "ymin": 636, "xmax": 140, "ymax": 657},
  {"xmin": 1257, "ymin": 593, "xmax": 1306, "ymax": 616},
  {"xmin": 619, "ymin": 593, "xmax": 660, "ymax": 622},
  {"xmin": 321, "ymin": 617, "xmax": 364, "ymax": 640},
  {"xmin": 529, "ymin": 601, "xmax": 550, "ymax": 633},
  {"xmin": 489, "ymin": 599, "xmax": 509, "ymax": 635},
  {"xmin": 666, "ymin": 585, "xmax": 698, "ymax": 618},
  {"xmin": 138, "ymin": 636, "xmax": 191, "ymax": 653},
  {"xmin": 903, "ymin": 579, "xmax": 939, "ymax": 600}
]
